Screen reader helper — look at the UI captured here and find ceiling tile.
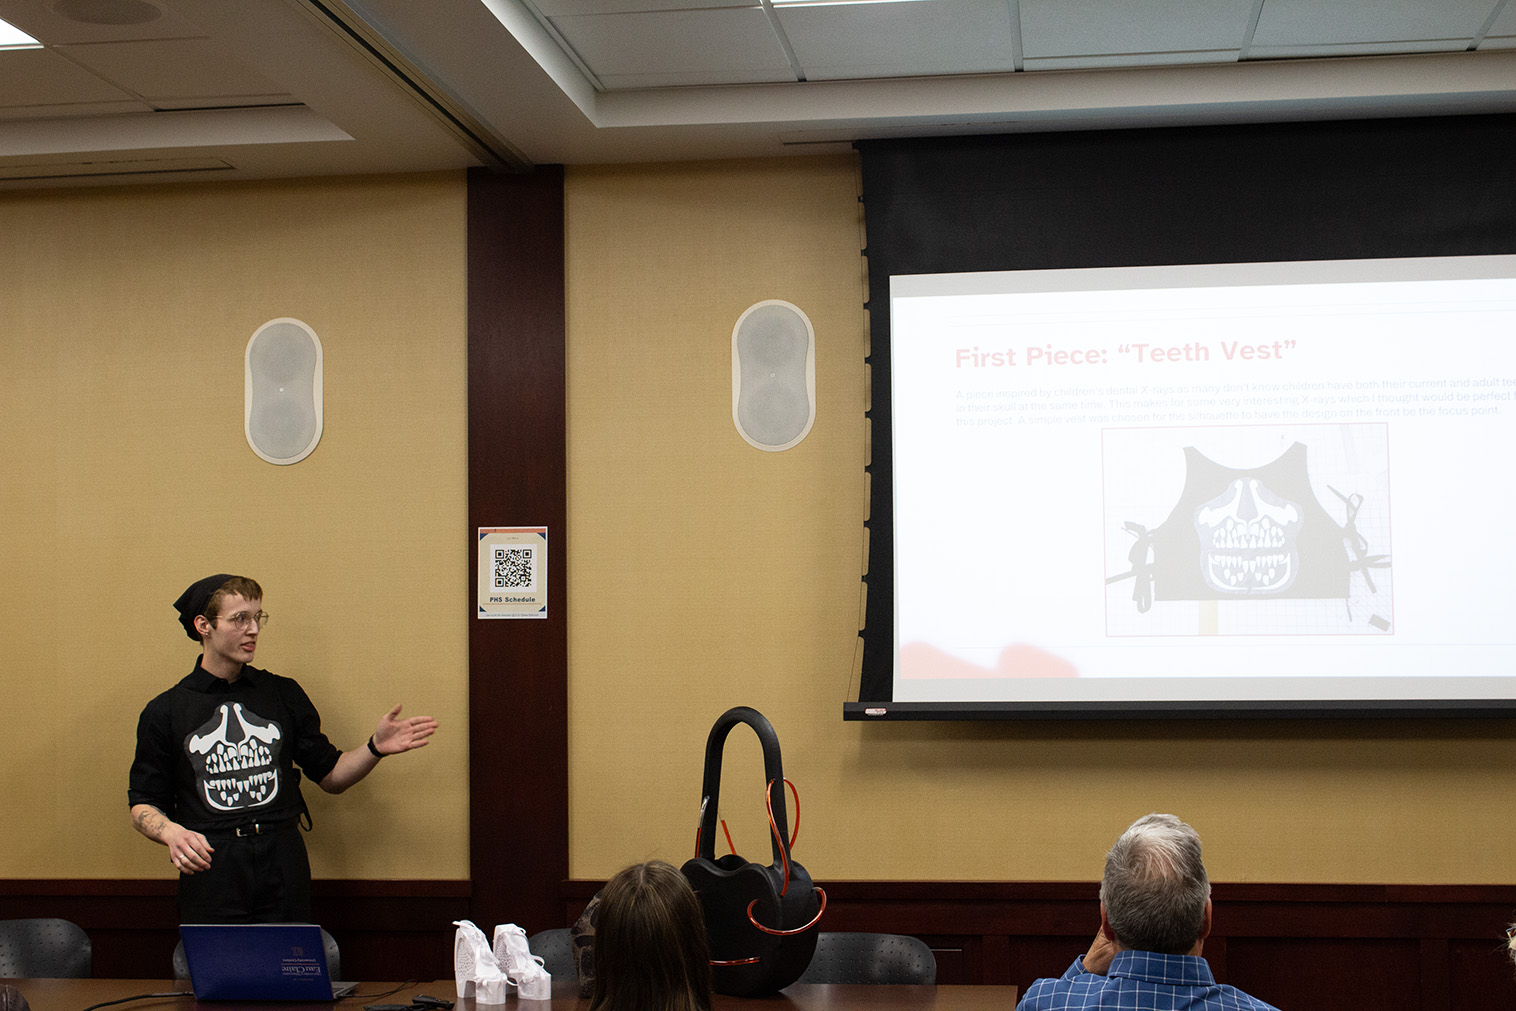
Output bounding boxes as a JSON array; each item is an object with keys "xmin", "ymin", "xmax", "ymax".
[
  {"xmin": 1020, "ymin": 0, "xmax": 1257, "ymax": 57},
  {"xmin": 1252, "ymin": 0, "xmax": 1498, "ymax": 46},
  {"xmin": 1485, "ymin": 1, "xmax": 1516, "ymax": 38},
  {"xmin": 0, "ymin": 0, "xmax": 208, "ymax": 45},
  {"xmin": 0, "ymin": 46, "xmax": 136, "ymax": 105},
  {"xmin": 550, "ymin": 7, "xmax": 791, "ymax": 83},
  {"xmin": 780, "ymin": 0, "xmax": 1017, "ymax": 80},
  {"xmin": 54, "ymin": 37, "xmax": 288, "ymax": 102}
]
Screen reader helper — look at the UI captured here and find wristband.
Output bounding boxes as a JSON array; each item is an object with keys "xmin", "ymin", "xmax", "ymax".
[{"xmin": 367, "ymin": 736, "xmax": 385, "ymax": 759}]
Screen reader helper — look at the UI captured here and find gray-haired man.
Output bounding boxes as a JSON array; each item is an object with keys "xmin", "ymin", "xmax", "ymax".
[{"xmin": 1017, "ymin": 813, "xmax": 1279, "ymax": 1011}]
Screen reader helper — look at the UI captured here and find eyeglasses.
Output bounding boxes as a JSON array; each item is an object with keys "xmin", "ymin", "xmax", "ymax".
[
  {"xmin": 214, "ymin": 610, "xmax": 269, "ymax": 630},
  {"xmin": 1506, "ymin": 925, "xmax": 1516, "ymax": 940}
]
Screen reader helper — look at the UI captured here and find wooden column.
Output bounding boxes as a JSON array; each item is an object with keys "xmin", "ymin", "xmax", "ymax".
[{"xmin": 467, "ymin": 165, "xmax": 569, "ymax": 934}]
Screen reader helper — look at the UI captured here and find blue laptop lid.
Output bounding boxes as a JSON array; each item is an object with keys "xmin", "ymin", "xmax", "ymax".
[{"xmin": 180, "ymin": 923, "xmax": 338, "ymax": 1001}]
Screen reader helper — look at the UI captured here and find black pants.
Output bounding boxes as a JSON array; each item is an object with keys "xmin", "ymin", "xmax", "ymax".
[{"xmin": 177, "ymin": 825, "xmax": 312, "ymax": 923}]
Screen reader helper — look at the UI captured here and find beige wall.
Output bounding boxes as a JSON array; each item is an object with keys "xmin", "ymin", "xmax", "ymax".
[
  {"xmin": 562, "ymin": 155, "xmax": 1516, "ymax": 886},
  {"xmin": 0, "ymin": 173, "xmax": 470, "ymax": 880},
  {"xmin": 564, "ymin": 156, "xmax": 871, "ymax": 882},
  {"xmin": 3, "ymin": 156, "xmax": 1509, "ymax": 890}
]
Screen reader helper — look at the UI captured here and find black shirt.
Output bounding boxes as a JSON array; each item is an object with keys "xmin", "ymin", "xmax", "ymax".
[{"xmin": 128, "ymin": 660, "xmax": 341, "ymax": 831}]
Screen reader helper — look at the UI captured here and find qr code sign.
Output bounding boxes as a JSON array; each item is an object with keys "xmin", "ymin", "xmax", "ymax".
[{"xmin": 491, "ymin": 545, "xmax": 536, "ymax": 591}]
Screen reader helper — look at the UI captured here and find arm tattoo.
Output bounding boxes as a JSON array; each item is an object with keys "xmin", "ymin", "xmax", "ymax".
[{"xmin": 133, "ymin": 806, "xmax": 169, "ymax": 841}]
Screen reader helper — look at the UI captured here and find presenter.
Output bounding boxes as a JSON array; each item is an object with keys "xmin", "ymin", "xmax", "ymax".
[{"xmin": 127, "ymin": 573, "xmax": 438, "ymax": 923}]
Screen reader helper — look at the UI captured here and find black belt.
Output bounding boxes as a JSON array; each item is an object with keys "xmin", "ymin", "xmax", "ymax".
[{"xmin": 195, "ymin": 815, "xmax": 302, "ymax": 838}]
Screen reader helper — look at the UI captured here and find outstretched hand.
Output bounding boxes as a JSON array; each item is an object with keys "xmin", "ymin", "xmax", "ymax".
[{"xmin": 372, "ymin": 704, "xmax": 438, "ymax": 756}]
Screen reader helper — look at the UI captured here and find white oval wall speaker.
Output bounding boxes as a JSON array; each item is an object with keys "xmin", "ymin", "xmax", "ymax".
[
  {"xmin": 245, "ymin": 318, "xmax": 323, "ymax": 465},
  {"xmin": 731, "ymin": 300, "xmax": 816, "ymax": 452}
]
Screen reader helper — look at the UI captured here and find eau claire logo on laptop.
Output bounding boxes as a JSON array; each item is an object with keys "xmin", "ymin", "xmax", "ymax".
[
  {"xmin": 281, "ymin": 944, "xmax": 325, "ymax": 978},
  {"xmin": 181, "ymin": 923, "xmax": 353, "ymax": 1000}
]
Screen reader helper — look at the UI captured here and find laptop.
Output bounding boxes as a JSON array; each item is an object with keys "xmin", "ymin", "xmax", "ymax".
[{"xmin": 179, "ymin": 923, "xmax": 357, "ymax": 1000}]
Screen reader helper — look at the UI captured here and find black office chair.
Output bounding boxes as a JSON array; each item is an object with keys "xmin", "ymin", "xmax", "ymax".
[
  {"xmin": 0, "ymin": 918, "xmax": 93, "ymax": 978},
  {"xmin": 794, "ymin": 932, "xmax": 936, "ymax": 985},
  {"xmin": 526, "ymin": 927, "xmax": 575, "ymax": 979},
  {"xmin": 172, "ymin": 926, "xmax": 341, "ymax": 981}
]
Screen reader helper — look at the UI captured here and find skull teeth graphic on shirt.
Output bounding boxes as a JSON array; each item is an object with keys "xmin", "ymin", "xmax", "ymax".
[
  {"xmin": 186, "ymin": 703, "xmax": 283, "ymax": 811},
  {"xmin": 1194, "ymin": 477, "xmax": 1302, "ymax": 594}
]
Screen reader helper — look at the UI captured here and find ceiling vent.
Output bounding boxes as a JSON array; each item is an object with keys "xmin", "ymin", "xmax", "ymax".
[
  {"xmin": 0, "ymin": 156, "xmax": 232, "ymax": 182},
  {"xmin": 50, "ymin": 0, "xmax": 162, "ymax": 26}
]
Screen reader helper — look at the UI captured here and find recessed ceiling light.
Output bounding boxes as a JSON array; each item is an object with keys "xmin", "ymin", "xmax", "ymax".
[{"xmin": 0, "ymin": 16, "xmax": 43, "ymax": 49}]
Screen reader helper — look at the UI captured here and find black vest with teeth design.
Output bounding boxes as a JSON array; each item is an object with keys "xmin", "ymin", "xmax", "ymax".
[{"xmin": 1143, "ymin": 443, "xmax": 1352, "ymax": 604}]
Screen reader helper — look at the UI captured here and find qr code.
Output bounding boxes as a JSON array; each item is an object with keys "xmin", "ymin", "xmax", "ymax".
[{"xmin": 491, "ymin": 545, "xmax": 536, "ymax": 591}]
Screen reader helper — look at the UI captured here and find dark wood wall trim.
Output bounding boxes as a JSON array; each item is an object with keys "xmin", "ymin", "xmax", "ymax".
[
  {"xmin": 0, "ymin": 879, "xmax": 470, "ymax": 980},
  {"xmin": 9, "ymin": 875, "xmax": 1511, "ymax": 1002},
  {"xmin": 466, "ymin": 165, "xmax": 570, "ymax": 937},
  {"xmin": 561, "ymin": 879, "xmax": 1516, "ymax": 1008}
]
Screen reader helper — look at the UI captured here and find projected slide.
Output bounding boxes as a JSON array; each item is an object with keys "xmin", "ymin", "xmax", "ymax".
[
  {"xmin": 1102, "ymin": 425, "xmax": 1391, "ymax": 637},
  {"xmin": 889, "ymin": 256, "xmax": 1516, "ymax": 706}
]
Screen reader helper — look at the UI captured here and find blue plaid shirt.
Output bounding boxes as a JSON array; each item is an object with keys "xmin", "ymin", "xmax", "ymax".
[{"xmin": 1017, "ymin": 950, "xmax": 1281, "ymax": 1011}]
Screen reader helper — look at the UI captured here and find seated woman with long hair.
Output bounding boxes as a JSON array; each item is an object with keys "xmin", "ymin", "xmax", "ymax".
[{"xmin": 588, "ymin": 861, "xmax": 713, "ymax": 1011}]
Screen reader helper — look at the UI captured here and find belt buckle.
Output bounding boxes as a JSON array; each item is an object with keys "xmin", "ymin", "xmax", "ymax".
[{"xmin": 235, "ymin": 822, "xmax": 262, "ymax": 837}]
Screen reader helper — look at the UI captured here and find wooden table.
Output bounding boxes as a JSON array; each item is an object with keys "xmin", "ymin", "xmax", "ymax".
[{"xmin": 4, "ymin": 979, "xmax": 1016, "ymax": 1011}]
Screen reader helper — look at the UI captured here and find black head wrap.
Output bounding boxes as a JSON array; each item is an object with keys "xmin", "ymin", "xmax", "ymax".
[{"xmin": 174, "ymin": 573, "xmax": 235, "ymax": 641}]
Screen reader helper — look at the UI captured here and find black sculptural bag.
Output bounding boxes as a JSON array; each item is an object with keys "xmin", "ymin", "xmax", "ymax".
[{"xmin": 680, "ymin": 706, "xmax": 826, "ymax": 996}]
